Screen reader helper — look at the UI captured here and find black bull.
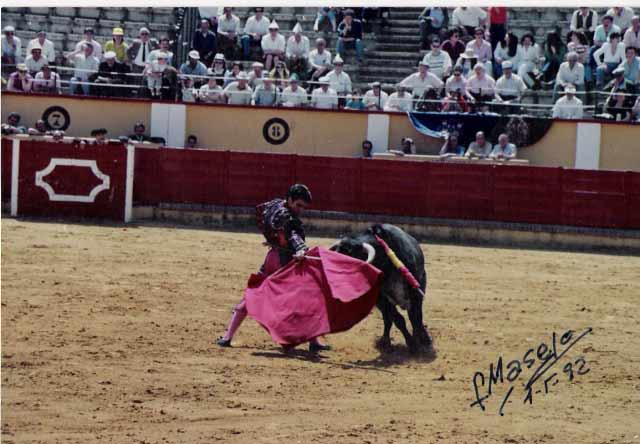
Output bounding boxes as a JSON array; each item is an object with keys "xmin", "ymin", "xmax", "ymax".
[{"xmin": 330, "ymin": 224, "xmax": 433, "ymax": 353}]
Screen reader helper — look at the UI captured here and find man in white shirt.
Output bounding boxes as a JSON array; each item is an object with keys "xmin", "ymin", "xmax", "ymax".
[
  {"xmin": 489, "ymin": 133, "xmax": 517, "ymax": 159},
  {"xmin": 363, "ymin": 81, "xmax": 388, "ymax": 111},
  {"xmin": 465, "ymin": 131, "xmax": 492, "ymax": 158},
  {"xmin": 624, "ymin": 16, "xmax": 640, "ymax": 50},
  {"xmin": 217, "ymin": 7, "xmax": 242, "ymax": 60},
  {"xmin": 321, "ymin": 54, "xmax": 352, "ymax": 98},
  {"xmin": 552, "ymin": 84, "xmax": 584, "ymax": 119},
  {"xmin": 280, "ymin": 74, "xmax": 308, "ymax": 107},
  {"xmin": 311, "ymin": 79, "xmax": 338, "ymax": 109},
  {"xmin": 126, "ymin": 27, "xmax": 160, "ymax": 76},
  {"xmin": 553, "ymin": 51, "xmax": 585, "ymax": 101},
  {"xmin": 421, "ymin": 37, "xmax": 452, "ymax": 79},
  {"xmin": 223, "ymin": 71, "xmax": 253, "ymax": 105},
  {"xmin": 75, "ymin": 28, "xmax": 102, "ymax": 61},
  {"xmin": 495, "ymin": 61, "xmax": 527, "ymax": 107},
  {"xmin": 241, "ymin": 7, "xmax": 270, "ymax": 59},
  {"xmin": 33, "ymin": 63, "xmax": 61, "ymax": 94},
  {"xmin": 308, "ymin": 38, "xmax": 332, "ymax": 81},
  {"xmin": 606, "ymin": 7, "xmax": 635, "ymax": 33},
  {"xmin": 286, "ymin": 23, "xmax": 310, "ymax": 77},
  {"xmin": 570, "ymin": 8, "xmax": 598, "ymax": 43},
  {"xmin": 66, "ymin": 42, "xmax": 100, "ymax": 95},
  {"xmin": 198, "ymin": 75, "xmax": 225, "ymax": 104},
  {"xmin": 25, "ymin": 45, "xmax": 48, "ymax": 75},
  {"xmin": 384, "ymin": 84, "xmax": 414, "ymax": 112},
  {"xmin": 261, "ymin": 21, "xmax": 285, "ymax": 71},
  {"xmin": 1, "ymin": 26, "xmax": 22, "ymax": 65},
  {"xmin": 400, "ymin": 61, "xmax": 444, "ymax": 98},
  {"xmin": 28, "ymin": 30, "xmax": 55, "ymax": 63},
  {"xmin": 248, "ymin": 62, "xmax": 265, "ymax": 89},
  {"xmin": 451, "ymin": 7, "xmax": 487, "ymax": 37},
  {"xmin": 467, "ymin": 63, "xmax": 496, "ymax": 109}
]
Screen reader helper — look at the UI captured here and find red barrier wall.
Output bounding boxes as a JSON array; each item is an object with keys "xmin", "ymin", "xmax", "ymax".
[
  {"xmin": 1, "ymin": 138, "xmax": 12, "ymax": 202},
  {"xmin": 131, "ymin": 147, "xmax": 640, "ymax": 230}
]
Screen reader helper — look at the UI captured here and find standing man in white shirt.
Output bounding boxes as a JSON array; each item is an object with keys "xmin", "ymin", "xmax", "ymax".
[
  {"xmin": 217, "ymin": 7, "xmax": 242, "ymax": 60},
  {"xmin": 75, "ymin": 28, "xmax": 102, "ymax": 61},
  {"xmin": 320, "ymin": 54, "xmax": 352, "ymax": 105},
  {"xmin": 261, "ymin": 21, "xmax": 285, "ymax": 71},
  {"xmin": 553, "ymin": 51, "xmax": 585, "ymax": 101},
  {"xmin": 280, "ymin": 74, "xmax": 308, "ymax": 107},
  {"xmin": 400, "ymin": 60, "xmax": 444, "ymax": 99},
  {"xmin": 286, "ymin": 23, "xmax": 310, "ymax": 77},
  {"xmin": 363, "ymin": 81, "xmax": 388, "ymax": 111},
  {"xmin": 311, "ymin": 78, "xmax": 338, "ymax": 109},
  {"xmin": 308, "ymin": 38, "xmax": 332, "ymax": 81},
  {"xmin": 28, "ymin": 30, "xmax": 55, "ymax": 63},
  {"xmin": 241, "ymin": 7, "xmax": 270, "ymax": 60},
  {"xmin": 66, "ymin": 42, "xmax": 100, "ymax": 96},
  {"xmin": 552, "ymin": 84, "xmax": 584, "ymax": 119}
]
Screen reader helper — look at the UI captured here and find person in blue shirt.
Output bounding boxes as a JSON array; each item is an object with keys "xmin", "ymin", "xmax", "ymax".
[
  {"xmin": 439, "ymin": 133, "xmax": 466, "ymax": 158},
  {"xmin": 345, "ymin": 89, "xmax": 366, "ymax": 110}
]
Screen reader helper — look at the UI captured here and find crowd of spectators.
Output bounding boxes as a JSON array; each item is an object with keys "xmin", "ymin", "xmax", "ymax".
[{"xmin": 2, "ymin": 7, "xmax": 640, "ymax": 120}]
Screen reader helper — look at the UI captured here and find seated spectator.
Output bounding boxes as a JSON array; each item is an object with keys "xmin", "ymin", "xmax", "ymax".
[
  {"xmin": 415, "ymin": 87, "xmax": 442, "ymax": 112},
  {"xmin": 465, "ymin": 131, "xmax": 492, "ymax": 158},
  {"xmin": 418, "ymin": 7, "xmax": 449, "ymax": 49},
  {"xmin": 269, "ymin": 60, "xmax": 290, "ymax": 89},
  {"xmin": 314, "ymin": 7, "xmax": 338, "ymax": 33},
  {"xmin": 192, "ymin": 19, "xmax": 217, "ymax": 65},
  {"xmin": 1, "ymin": 112, "xmax": 27, "ymax": 135},
  {"xmin": 487, "ymin": 7, "xmax": 508, "ymax": 51},
  {"xmin": 400, "ymin": 137, "xmax": 415, "ymax": 154},
  {"xmin": 517, "ymin": 33, "xmax": 544, "ymax": 89},
  {"xmin": 185, "ymin": 134, "xmax": 198, "ymax": 148},
  {"xmin": 309, "ymin": 38, "xmax": 332, "ymax": 81},
  {"xmin": 128, "ymin": 122, "xmax": 151, "ymax": 142},
  {"xmin": 337, "ymin": 9, "xmax": 364, "ymax": 62},
  {"xmin": 286, "ymin": 23, "xmax": 310, "ymax": 77},
  {"xmin": 181, "ymin": 77, "xmax": 197, "ymax": 103},
  {"xmin": 623, "ymin": 16, "xmax": 640, "ymax": 51},
  {"xmin": 494, "ymin": 32, "xmax": 521, "ymax": 78},
  {"xmin": 552, "ymin": 84, "xmax": 584, "ymax": 119},
  {"xmin": 594, "ymin": 32, "xmax": 625, "ymax": 88},
  {"xmin": 33, "ymin": 63, "xmax": 61, "ymax": 94},
  {"xmin": 594, "ymin": 15, "xmax": 621, "ymax": 48},
  {"xmin": 223, "ymin": 61, "xmax": 243, "ymax": 87},
  {"xmin": 28, "ymin": 119, "xmax": 50, "ymax": 136},
  {"xmin": 50, "ymin": 130, "xmax": 66, "ymax": 143},
  {"xmin": 362, "ymin": 140, "xmax": 373, "ymax": 158},
  {"xmin": 400, "ymin": 60, "xmax": 444, "ymax": 99},
  {"xmin": 603, "ymin": 67, "xmax": 636, "ymax": 120},
  {"xmin": 149, "ymin": 37, "xmax": 174, "ymax": 66},
  {"xmin": 455, "ymin": 48, "xmax": 479, "ymax": 79},
  {"xmin": 67, "ymin": 43, "xmax": 100, "ymax": 95},
  {"xmin": 439, "ymin": 133, "xmax": 465, "ymax": 157},
  {"xmin": 445, "ymin": 65, "xmax": 470, "ymax": 96},
  {"xmin": 90, "ymin": 128, "xmax": 109, "ymax": 145},
  {"xmin": 570, "ymin": 7, "xmax": 598, "ymax": 44},
  {"xmin": 242, "ymin": 7, "xmax": 270, "ymax": 60},
  {"xmin": 198, "ymin": 73, "xmax": 225, "ymax": 103},
  {"xmin": 495, "ymin": 61, "xmax": 527, "ymax": 105},
  {"xmin": 384, "ymin": 84, "xmax": 414, "ymax": 112},
  {"xmin": 217, "ymin": 7, "xmax": 241, "ymax": 60},
  {"xmin": 442, "ymin": 88, "xmax": 471, "ymax": 112},
  {"xmin": 541, "ymin": 31, "xmax": 566, "ymax": 82},
  {"xmin": 1, "ymin": 26, "xmax": 22, "ymax": 67},
  {"xmin": 27, "ymin": 30, "xmax": 55, "ymax": 63},
  {"xmin": 344, "ymin": 89, "xmax": 366, "ymax": 110},
  {"xmin": 567, "ymin": 31, "xmax": 591, "ymax": 69},
  {"xmin": 451, "ymin": 7, "xmax": 487, "ymax": 38},
  {"xmin": 224, "ymin": 71, "xmax": 252, "ymax": 105},
  {"xmin": 25, "ymin": 45, "xmax": 47, "ymax": 76},
  {"xmin": 143, "ymin": 51, "xmax": 169, "ymax": 97},
  {"xmin": 311, "ymin": 78, "xmax": 338, "ymax": 109},
  {"xmin": 466, "ymin": 27, "xmax": 493, "ymax": 74},
  {"xmin": 321, "ymin": 54, "xmax": 352, "ymax": 99},
  {"xmin": 620, "ymin": 46, "xmax": 640, "ymax": 84},
  {"xmin": 127, "ymin": 27, "xmax": 159, "ymax": 77},
  {"xmin": 280, "ymin": 74, "xmax": 308, "ymax": 108},
  {"xmin": 179, "ymin": 51, "xmax": 208, "ymax": 87},
  {"xmin": 363, "ymin": 81, "xmax": 388, "ymax": 110},
  {"xmin": 442, "ymin": 29, "xmax": 466, "ymax": 64},
  {"xmin": 261, "ymin": 21, "xmax": 285, "ymax": 71},
  {"xmin": 467, "ymin": 63, "xmax": 496, "ymax": 108},
  {"xmin": 490, "ymin": 133, "xmax": 517, "ymax": 159},
  {"xmin": 252, "ymin": 75, "xmax": 278, "ymax": 106},
  {"xmin": 554, "ymin": 52, "xmax": 585, "ymax": 102},
  {"xmin": 94, "ymin": 51, "xmax": 129, "ymax": 97},
  {"xmin": 104, "ymin": 28, "xmax": 129, "ymax": 64},
  {"xmin": 75, "ymin": 28, "xmax": 103, "ymax": 60},
  {"xmin": 248, "ymin": 61, "xmax": 265, "ymax": 88},
  {"xmin": 607, "ymin": 7, "xmax": 635, "ymax": 33},
  {"xmin": 210, "ymin": 53, "xmax": 227, "ymax": 86},
  {"xmin": 422, "ymin": 37, "xmax": 452, "ymax": 79},
  {"xmin": 7, "ymin": 64, "xmax": 32, "ymax": 93}
]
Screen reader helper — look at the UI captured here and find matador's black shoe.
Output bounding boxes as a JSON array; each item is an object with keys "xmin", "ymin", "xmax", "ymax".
[
  {"xmin": 309, "ymin": 342, "xmax": 332, "ymax": 353},
  {"xmin": 216, "ymin": 337, "xmax": 232, "ymax": 347}
]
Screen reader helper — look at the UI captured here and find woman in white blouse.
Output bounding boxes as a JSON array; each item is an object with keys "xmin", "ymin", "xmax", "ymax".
[
  {"xmin": 593, "ymin": 32, "xmax": 625, "ymax": 87},
  {"xmin": 517, "ymin": 33, "xmax": 545, "ymax": 88},
  {"xmin": 493, "ymin": 32, "xmax": 521, "ymax": 77}
]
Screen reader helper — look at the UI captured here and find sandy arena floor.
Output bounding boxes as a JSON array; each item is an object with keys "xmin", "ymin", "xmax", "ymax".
[{"xmin": 1, "ymin": 218, "xmax": 639, "ymax": 444}]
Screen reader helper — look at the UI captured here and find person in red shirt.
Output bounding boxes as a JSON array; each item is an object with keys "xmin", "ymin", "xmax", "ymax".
[{"xmin": 488, "ymin": 7, "xmax": 508, "ymax": 51}]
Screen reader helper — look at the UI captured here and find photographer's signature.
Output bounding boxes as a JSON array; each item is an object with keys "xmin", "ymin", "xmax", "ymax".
[{"xmin": 470, "ymin": 327, "xmax": 593, "ymax": 416}]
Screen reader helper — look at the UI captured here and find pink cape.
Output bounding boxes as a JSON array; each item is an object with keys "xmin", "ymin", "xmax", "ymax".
[{"xmin": 244, "ymin": 247, "xmax": 383, "ymax": 346}]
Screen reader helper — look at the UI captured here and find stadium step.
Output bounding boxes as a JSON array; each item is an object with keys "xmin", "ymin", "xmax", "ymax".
[
  {"xmin": 374, "ymin": 42, "xmax": 421, "ymax": 52},
  {"xmin": 376, "ymin": 34, "xmax": 421, "ymax": 44}
]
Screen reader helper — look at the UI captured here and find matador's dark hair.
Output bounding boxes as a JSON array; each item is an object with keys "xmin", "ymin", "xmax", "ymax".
[{"xmin": 287, "ymin": 183, "xmax": 312, "ymax": 203}]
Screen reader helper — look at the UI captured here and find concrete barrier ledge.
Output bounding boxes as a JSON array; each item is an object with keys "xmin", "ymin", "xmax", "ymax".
[{"xmin": 137, "ymin": 203, "xmax": 640, "ymax": 255}]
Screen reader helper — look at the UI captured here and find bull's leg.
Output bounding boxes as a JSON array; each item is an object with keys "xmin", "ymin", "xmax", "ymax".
[
  {"xmin": 408, "ymin": 293, "xmax": 432, "ymax": 348},
  {"xmin": 375, "ymin": 297, "xmax": 393, "ymax": 350},
  {"xmin": 387, "ymin": 303, "xmax": 415, "ymax": 352}
]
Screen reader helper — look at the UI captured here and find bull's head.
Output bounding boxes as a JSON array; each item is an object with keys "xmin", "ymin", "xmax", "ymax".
[{"xmin": 329, "ymin": 237, "xmax": 376, "ymax": 264}]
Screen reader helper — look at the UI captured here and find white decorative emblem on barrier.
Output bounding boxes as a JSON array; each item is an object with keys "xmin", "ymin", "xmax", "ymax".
[{"xmin": 35, "ymin": 158, "xmax": 111, "ymax": 203}]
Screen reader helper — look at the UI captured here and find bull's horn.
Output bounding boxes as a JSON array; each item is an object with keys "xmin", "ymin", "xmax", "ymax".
[
  {"xmin": 328, "ymin": 240, "xmax": 341, "ymax": 251},
  {"xmin": 362, "ymin": 243, "xmax": 376, "ymax": 263}
]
